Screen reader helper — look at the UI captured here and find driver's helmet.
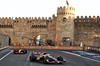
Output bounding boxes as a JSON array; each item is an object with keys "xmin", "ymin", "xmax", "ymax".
[
  {"xmin": 41, "ymin": 52, "xmax": 46, "ymax": 55},
  {"xmin": 43, "ymin": 52, "xmax": 47, "ymax": 55}
]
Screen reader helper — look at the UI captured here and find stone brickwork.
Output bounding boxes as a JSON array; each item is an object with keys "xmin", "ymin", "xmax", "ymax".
[
  {"xmin": 56, "ymin": 6, "xmax": 75, "ymax": 45},
  {"xmin": 0, "ymin": 6, "xmax": 75, "ymax": 46},
  {"xmin": 74, "ymin": 16, "xmax": 100, "ymax": 46},
  {"xmin": 0, "ymin": 6, "xmax": 100, "ymax": 46}
]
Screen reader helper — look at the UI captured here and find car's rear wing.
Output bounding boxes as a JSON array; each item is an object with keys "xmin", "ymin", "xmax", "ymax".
[{"xmin": 33, "ymin": 52, "xmax": 41, "ymax": 55}]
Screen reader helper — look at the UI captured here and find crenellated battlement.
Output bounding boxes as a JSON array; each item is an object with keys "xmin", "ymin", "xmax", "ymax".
[
  {"xmin": 0, "ymin": 17, "xmax": 13, "ymax": 20},
  {"xmin": 57, "ymin": 6, "xmax": 75, "ymax": 11},
  {"xmin": 33, "ymin": 17, "xmax": 47, "ymax": 21},
  {"xmin": 0, "ymin": 17, "xmax": 53, "ymax": 29},
  {"xmin": 76, "ymin": 16, "xmax": 100, "ymax": 19},
  {"xmin": 74, "ymin": 16, "xmax": 100, "ymax": 23},
  {"xmin": 57, "ymin": 6, "xmax": 75, "ymax": 16},
  {"xmin": 0, "ymin": 17, "xmax": 53, "ymax": 21}
]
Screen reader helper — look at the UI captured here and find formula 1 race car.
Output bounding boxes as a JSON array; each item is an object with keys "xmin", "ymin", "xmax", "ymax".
[
  {"xmin": 29, "ymin": 52, "xmax": 66, "ymax": 64},
  {"xmin": 14, "ymin": 49, "xmax": 27, "ymax": 54}
]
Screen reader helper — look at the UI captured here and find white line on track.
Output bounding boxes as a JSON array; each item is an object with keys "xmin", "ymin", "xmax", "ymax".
[
  {"xmin": 0, "ymin": 50, "xmax": 13, "ymax": 61},
  {"xmin": 24, "ymin": 51, "xmax": 31, "ymax": 66},
  {"xmin": 61, "ymin": 51, "xmax": 100, "ymax": 63}
]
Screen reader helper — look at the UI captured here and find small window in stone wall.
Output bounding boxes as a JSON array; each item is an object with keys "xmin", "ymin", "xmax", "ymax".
[
  {"xmin": 30, "ymin": 21, "xmax": 31, "ymax": 23},
  {"xmin": 27, "ymin": 21, "xmax": 29, "ymax": 23},
  {"xmin": 40, "ymin": 25, "xmax": 41, "ymax": 27},
  {"xmin": 1, "ymin": 25, "xmax": 3, "ymax": 27},
  {"xmin": 3, "ymin": 25, "xmax": 5, "ymax": 27},
  {"xmin": 5, "ymin": 25, "xmax": 7, "ymax": 27},
  {"xmin": 32, "ymin": 25, "xmax": 33, "ymax": 28},
  {"xmin": 63, "ymin": 17, "xmax": 67, "ymax": 22},
  {"xmin": 87, "ymin": 20, "xmax": 89, "ymax": 22},
  {"xmin": 42, "ymin": 25, "xmax": 44, "ymax": 27},
  {"xmin": 75, "ymin": 20, "xmax": 77, "ymax": 22},
  {"xmin": 84, "ymin": 20, "xmax": 85, "ymax": 22},
  {"xmin": 96, "ymin": 20, "xmax": 97, "ymax": 22},
  {"xmin": 47, "ymin": 20, "xmax": 49, "ymax": 22},
  {"xmin": 79, "ymin": 20, "xmax": 81, "ymax": 22},
  {"xmin": 13, "ymin": 20, "xmax": 18, "ymax": 23},
  {"xmin": 9, "ymin": 25, "xmax": 11, "ymax": 27},
  {"xmin": 11, "ymin": 25, "xmax": 12, "ymax": 27},
  {"xmin": 35, "ymin": 25, "xmax": 37, "ymax": 27}
]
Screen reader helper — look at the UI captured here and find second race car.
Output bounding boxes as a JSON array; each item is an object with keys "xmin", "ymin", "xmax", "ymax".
[
  {"xmin": 14, "ymin": 49, "xmax": 27, "ymax": 54},
  {"xmin": 29, "ymin": 52, "xmax": 66, "ymax": 64}
]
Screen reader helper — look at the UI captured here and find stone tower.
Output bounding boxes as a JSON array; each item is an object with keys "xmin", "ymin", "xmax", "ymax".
[{"xmin": 55, "ymin": 6, "xmax": 75, "ymax": 45}]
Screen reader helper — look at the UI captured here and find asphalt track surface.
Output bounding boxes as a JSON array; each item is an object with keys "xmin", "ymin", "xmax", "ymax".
[{"xmin": 0, "ymin": 49, "xmax": 100, "ymax": 66}]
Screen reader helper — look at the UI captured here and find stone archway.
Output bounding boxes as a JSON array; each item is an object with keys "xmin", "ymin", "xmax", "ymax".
[
  {"xmin": 93, "ymin": 37, "xmax": 100, "ymax": 46},
  {"xmin": 34, "ymin": 35, "xmax": 45, "ymax": 46},
  {"xmin": 9, "ymin": 38, "xmax": 11, "ymax": 46},
  {"xmin": 62, "ymin": 37, "xmax": 72, "ymax": 46}
]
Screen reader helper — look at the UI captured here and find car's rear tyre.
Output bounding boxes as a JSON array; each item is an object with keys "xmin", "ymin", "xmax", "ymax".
[
  {"xmin": 24, "ymin": 49, "xmax": 27, "ymax": 53},
  {"xmin": 29, "ymin": 55, "xmax": 36, "ymax": 62},
  {"xmin": 14, "ymin": 50, "xmax": 17, "ymax": 54},
  {"xmin": 25, "ymin": 50, "xmax": 27, "ymax": 53},
  {"xmin": 14, "ymin": 51, "xmax": 16, "ymax": 54},
  {"xmin": 30, "ymin": 56, "xmax": 33, "ymax": 61},
  {"xmin": 22, "ymin": 49, "xmax": 27, "ymax": 54}
]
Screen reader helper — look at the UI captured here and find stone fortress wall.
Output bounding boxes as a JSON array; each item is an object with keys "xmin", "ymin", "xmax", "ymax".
[
  {"xmin": 0, "ymin": 17, "xmax": 56, "ymax": 46},
  {"xmin": 74, "ymin": 16, "xmax": 100, "ymax": 46},
  {"xmin": 56, "ymin": 6, "xmax": 75, "ymax": 46},
  {"xmin": 0, "ymin": 6, "xmax": 100, "ymax": 46}
]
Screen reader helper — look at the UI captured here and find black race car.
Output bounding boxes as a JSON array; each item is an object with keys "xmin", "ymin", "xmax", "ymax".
[
  {"xmin": 14, "ymin": 49, "xmax": 27, "ymax": 54},
  {"xmin": 29, "ymin": 52, "xmax": 66, "ymax": 64}
]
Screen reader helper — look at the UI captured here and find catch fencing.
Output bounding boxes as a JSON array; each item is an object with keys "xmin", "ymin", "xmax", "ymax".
[{"xmin": 88, "ymin": 46, "xmax": 100, "ymax": 53}]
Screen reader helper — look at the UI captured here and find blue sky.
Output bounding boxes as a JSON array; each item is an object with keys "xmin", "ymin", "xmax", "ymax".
[{"xmin": 0, "ymin": 0, "xmax": 99, "ymax": 18}]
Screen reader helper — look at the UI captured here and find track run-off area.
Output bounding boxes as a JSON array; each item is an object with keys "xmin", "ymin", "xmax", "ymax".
[{"xmin": 0, "ymin": 49, "xmax": 100, "ymax": 66}]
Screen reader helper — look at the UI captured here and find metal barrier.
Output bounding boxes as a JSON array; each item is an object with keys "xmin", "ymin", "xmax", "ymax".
[
  {"xmin": 0, "ymin": 46, "xmax": 9, "ymax": 50},
  {"xmin": 0, "ymin": 33, "xmax": 9, "ymax": 50},
  {"xmin": 88, "ymin": 46, "xmax": 100, "ymax": 52}
]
